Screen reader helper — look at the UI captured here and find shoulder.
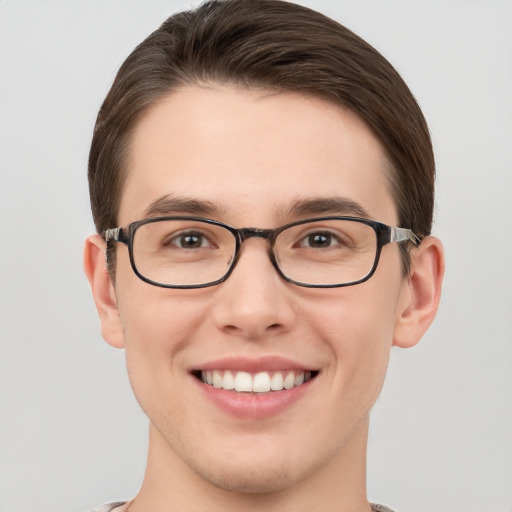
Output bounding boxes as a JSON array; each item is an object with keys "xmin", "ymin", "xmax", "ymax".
[
  {"xmin": 85, "ymin": 503, "xmax": 128, "ymax": 512},
  {"xmin": 371, "ymin": 504, "xmax": 397, "ymax": 512}
]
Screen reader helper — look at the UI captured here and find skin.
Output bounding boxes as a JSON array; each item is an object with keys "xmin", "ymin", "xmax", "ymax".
[{"xmin": 85, "ymin": 85, "xmax": 444, "ymax": 512}]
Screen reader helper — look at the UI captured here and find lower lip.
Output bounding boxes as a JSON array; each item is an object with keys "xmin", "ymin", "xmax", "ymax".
[{"xmin": 195, "ymin": 377, "xmax": 315, "ymax": 419}]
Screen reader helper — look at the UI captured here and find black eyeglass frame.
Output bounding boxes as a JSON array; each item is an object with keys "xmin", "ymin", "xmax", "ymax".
[{"xmin": 104, "ymin": 216, "xmax": 420, "ymax": 289}]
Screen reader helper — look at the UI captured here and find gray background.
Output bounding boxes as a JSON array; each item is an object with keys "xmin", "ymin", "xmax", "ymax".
[{"xmin": 0, "ymin": 1, "xmax": 511, "ymax": 511}]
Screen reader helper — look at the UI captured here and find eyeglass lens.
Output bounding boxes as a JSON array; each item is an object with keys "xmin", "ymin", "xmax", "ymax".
[{"xmin": 131, "ymin": 218, "xmax": 378, "ymax": 287}]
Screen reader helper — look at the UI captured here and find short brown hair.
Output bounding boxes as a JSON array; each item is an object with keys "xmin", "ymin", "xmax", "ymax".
[{"xmin": 89, "ymin": 0, "xmax": 434, "ymax": 273}]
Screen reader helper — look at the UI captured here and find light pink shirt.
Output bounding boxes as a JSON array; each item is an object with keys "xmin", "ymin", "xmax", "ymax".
[{"xmin": 87, "ymin": 502, "xmax": 396, "ymax": 512}]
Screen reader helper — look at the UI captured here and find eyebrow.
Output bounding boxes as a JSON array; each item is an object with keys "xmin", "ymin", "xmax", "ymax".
[
  {"xmin": 143, "ymin": 195, "xmax": 222, "ymax": 218},
  {"xmin": 143, "ymin": 194, "xmax": 371, "ymax": 223},
  {"xmin": 283, "ymin": 197, "xmax": 371, "ymax": 219}
]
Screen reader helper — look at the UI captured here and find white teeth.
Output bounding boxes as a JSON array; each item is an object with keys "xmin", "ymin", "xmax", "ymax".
[
  {"xmin": 283, "ymin": 372, "xmax": 295, "ymax": 390},
  {"xmin": 222, "ymin": 370, "xmax": 235, "ymax": 390},
  {"xmin": 234, "ymin": 371, "xmax": 252, "ymax": 392},
  {"xmin": 253, "ymin": 372, "xmax": 271, "ymax": 393},
  {"xmin": 200, "ymin": 369, "xmax": 313, "ymax": 393},
  {"xmin": 270, "ymin": 372, "xmax": 284, "ymax": 391},
  {"xmin": 212, "ymin": 370, "xmax": 223, "ymax": 388}
]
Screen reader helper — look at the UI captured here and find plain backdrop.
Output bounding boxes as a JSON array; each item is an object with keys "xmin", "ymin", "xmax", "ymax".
[{"xmin": 0, "ymin": 1, "xmax": 511, "ymax": 511}]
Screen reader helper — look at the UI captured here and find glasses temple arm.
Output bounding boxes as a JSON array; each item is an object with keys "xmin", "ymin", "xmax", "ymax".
[
  {"xmin": 104, "ymin": 227, "xmax": 122, "ymax": 243},
  {"xmin": 389, "ymin": 226, "xmax": 421, "ymax": 247}
]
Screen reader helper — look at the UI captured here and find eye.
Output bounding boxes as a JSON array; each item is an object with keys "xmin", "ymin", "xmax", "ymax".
[
  {"xmin": 167, "ymin": 231, "xmax": 212, "ymax": 249},
  {"xmin": 298, "ymin": 231, "xmax": 345, "ymax": 249}
]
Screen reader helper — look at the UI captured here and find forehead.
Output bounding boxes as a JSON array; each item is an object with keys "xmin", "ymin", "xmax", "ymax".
[{"xmin": 119, "ymin": 85, "xmax": 397, "ymax": 226}]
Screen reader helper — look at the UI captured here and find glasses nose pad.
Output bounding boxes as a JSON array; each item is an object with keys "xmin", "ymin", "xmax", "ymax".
[
  {"xmin": 226, "ymin": 247, "xmax": 239, "ymax": 268},
  {"xmin": 268, "ymin": 245, "xmax": 281, "ymax": 271},
  {"xmin": 268, "ymin": 243, "xmax": 297, "ymax": 285}
]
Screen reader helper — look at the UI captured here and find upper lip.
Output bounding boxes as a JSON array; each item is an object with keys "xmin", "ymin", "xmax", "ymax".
[{"xmin": 190, "ymin": 355, "xmax": 318, "ymax": 373}]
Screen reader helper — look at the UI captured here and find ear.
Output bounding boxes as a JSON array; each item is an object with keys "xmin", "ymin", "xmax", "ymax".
[
  {"xmin": 393, "ymin": 236, "xmax": 445, "ymax": 348},
  {"xmin": 83, "ymin": 234, "xmax": 125, "ymax": 348}
]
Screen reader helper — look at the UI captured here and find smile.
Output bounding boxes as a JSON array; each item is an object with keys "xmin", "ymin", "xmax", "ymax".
[{"xmin": 199, "ymin": 369, "xmax": 317, "ymax": 393}]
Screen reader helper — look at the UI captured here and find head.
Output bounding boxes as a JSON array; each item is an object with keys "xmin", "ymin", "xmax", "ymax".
[
  {"xmin": 84, "ymin": 0, "xmax": 443, "ymax": 502},
  {"xmin": 88, "ymin": 0, "xmax": 435, "ymax": 276}
]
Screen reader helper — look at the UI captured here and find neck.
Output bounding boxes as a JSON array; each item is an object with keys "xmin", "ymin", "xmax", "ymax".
[{"xmin": 128, "ymin": 416, "xmax": 372, "ymax": 512}]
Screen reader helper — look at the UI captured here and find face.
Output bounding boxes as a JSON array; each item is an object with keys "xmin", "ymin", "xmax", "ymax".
[{"xmin": 112, "ymin": 85, "xmax": 409, "ymax": 492}]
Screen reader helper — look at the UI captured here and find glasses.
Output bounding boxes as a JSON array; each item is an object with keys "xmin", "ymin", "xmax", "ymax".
[{"xmin": 104, "ymin": 216, "xmax": 420, "ymax": 289}]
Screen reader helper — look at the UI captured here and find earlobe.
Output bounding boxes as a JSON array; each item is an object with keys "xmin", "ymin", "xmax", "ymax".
[
  {"xmin": 393, "ymin": 236, "xmax": 445, "ymax": 348},
  {"xmin": 83, "ymin": 234, "xmax": 125, "ymax": 348}
]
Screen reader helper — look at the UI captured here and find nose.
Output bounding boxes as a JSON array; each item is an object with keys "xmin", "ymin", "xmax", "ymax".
[{"xmin": 212, "ymin": 238, "xmax": 297, "ymax": 340}]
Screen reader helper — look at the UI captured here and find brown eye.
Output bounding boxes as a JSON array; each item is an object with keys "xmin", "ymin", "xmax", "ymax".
[
  {"xmin": 307, "ymin": 233, "xmax": 332, "ymax": 248},
  {"xmin": 299, "ymin": 231, "xmax": 343, "ymax": 249},
  {"xmin": 167, "ymin": 231, "xmax": 210, "ymax": 249}
]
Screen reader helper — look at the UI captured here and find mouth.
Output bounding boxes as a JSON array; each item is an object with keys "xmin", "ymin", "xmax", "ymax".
[{"xmin": 193, "ymin": 369, "xmax": 319, "ymax": 393}]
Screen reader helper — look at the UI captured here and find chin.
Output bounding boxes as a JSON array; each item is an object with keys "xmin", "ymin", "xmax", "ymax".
[
  {"xmin": 181, "ymin": 436, "xmax": 333, "ymax": 495},
  {"xmin": 193, "ymin": 461, "xmax": 300, "ymax": 494}
]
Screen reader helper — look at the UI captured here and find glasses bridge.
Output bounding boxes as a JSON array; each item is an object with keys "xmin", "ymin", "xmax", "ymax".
[{"xmin": 238, "ymin": 228, "xmax": 275, "ymax": 243}]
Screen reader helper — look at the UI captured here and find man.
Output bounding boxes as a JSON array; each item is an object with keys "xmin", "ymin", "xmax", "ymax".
[{"xmin": 84, "ymin": 1, "xmax": 444, "ymax": 511}]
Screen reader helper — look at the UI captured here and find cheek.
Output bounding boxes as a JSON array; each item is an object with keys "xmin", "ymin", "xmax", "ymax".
[
  {"xmin": 305, "ymin": 275, "xmax": 403, "ymax": 400},
  {"xmin": 119, "ymin": 292, "xmax": 207, "ymax": 360},
  {"xmin": 115, "ymin": 277, "xmax": 209, "ymax": 394},
  {"xmin": 115, "ymin": 248, "xmax": 208, "ymax": 349},
  {"xmin": 318, "ymin": 298, "xmax": 394, "ymax": 377}
]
